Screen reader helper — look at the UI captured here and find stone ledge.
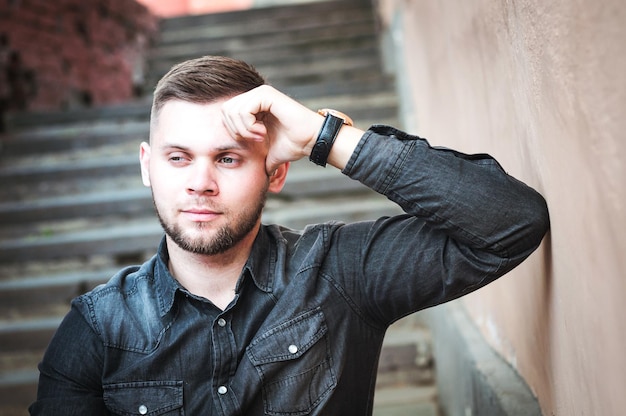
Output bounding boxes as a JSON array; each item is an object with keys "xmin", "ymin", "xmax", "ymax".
[{"xmin": 423, "ymin": 301, "xmax": 541, "ymax": 416}]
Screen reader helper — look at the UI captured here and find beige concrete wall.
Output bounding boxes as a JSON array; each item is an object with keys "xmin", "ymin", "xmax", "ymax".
[{"xmin": 377, "ymin": 0, "xmax": 626, "ymax": 414}]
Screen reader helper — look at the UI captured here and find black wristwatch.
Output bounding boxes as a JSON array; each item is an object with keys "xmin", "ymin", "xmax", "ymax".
[{"xmin": 309, "ymin": 108, "xmax": 354, "ymax": 167}]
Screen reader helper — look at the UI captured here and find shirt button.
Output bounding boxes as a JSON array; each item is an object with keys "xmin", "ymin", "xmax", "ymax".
[
  {"xmin": 138, "ymin": 404, "xmax": 148, "ymax": 414},
  {"xmin": 218, "ymin": 385, "xmax": 228, "ymax": 395},
  {"xmin": 217, "ymin": 318, "xmax": 227, "ymax": 327},
  {"xmin": 288, "ymin": 344, "xmax": 298, "ymax": 354}
]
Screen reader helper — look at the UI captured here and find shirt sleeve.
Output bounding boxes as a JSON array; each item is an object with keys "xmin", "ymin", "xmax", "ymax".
[
  {"xmin": 29, "ymin": 303, "xmax": 109, "ymax": 415},
  {"xmin": 336, "ymin": 125, "xmax": 550, "ymax": 325}
]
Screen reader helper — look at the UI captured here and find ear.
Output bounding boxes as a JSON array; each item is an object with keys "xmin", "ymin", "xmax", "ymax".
[
  {"xmin": 268, "ymin": 162, "xmax": 289, "ymax": 194},
  {"xmin": 139, "ymin": 141, "xmax": 151, "ymax": 187}
]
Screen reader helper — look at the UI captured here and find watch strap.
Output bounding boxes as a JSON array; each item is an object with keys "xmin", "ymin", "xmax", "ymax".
[{"xmin": 309, "ymin": 113, "xmax": 345, "ymax": 167}]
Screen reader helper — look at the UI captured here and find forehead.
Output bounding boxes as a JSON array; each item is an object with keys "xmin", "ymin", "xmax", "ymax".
[
  {"xmin": 152, "ymin": 99, "xmax": 229, "ymax": 145},
  {"xmin": 154, "ymin": 99, "xmax": 224, "ymax": 129},
  {"xmin": 151, "ymin": 99, "xmax": 265, "ymax": 154}
]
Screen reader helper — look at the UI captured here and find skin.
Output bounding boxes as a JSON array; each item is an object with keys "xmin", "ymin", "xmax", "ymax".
[{"xmin": 140, "ymin": 85, "xmax": 363, "ymax": 309}]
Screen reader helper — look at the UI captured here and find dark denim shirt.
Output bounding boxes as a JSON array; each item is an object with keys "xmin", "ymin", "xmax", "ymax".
[{"xmin": 30, "ymin": 126, "xmax": 549, "ymax": 415}]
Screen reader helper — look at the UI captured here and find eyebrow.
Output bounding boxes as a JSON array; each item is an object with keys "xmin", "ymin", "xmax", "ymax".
[
  {"xmin": 160, "ymin": 144, "xmax": 189, "ymax": 152},
  {"xmin": 214, "ymin": 143, "xmax": 248, "ymax": 152},
  {"xmin": 159, "ymin": 142, "xmax": 248, "ymax": 153}
]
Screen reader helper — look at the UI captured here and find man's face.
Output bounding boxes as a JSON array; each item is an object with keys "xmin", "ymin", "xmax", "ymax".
[{"xmin": 140, "ymin": 99, "xmax": 286, "ymax": 256}]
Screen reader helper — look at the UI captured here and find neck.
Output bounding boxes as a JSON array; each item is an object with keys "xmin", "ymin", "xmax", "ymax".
[{"xmin": 166, "ymin": 226, "xmax": 259, "ymax": 310}]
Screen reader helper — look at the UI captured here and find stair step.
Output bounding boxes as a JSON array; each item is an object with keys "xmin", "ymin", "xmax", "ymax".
[
  {"xmin": 153, "ymin": 16, "xmax": 377, "ymax": 51},
  {"xmin": 259, "ymin": 55, "xmax": 384, "ymax": 85},
  {"xmin": 146, "ymin": 1, "xmax": 382, "ymax": 87},
  {"xmin": 2, "ymin": 84, "xmax": 395, "ymax": 134},
  {"xmin": 0, "ymin": 317, "xmax": 62, "ymax": 353},
  {"xmin": 0, "ymin": 369, "xmax": 39, "ymax": 413},
  {"xmin": 149, "ymin": 26, "xmax": 380, "ymax": 75},
  {"xmin": 373, "ymin": 386, "xmax": 439, "ymax": 416},
  {"xmin": 149, "ymin": 36, "xmax": 380, "ymax": 73},
  {"xmin": 149, "ymin": 42, "xmax": 384, "ymax": 87},
  {"xmin": 1, "ymin": 130, "xmax": 143, "ymax": 158},
  {"xmin": 378, "ymin": 324, "xmax": 435, "ymax": 388},
  {"xmin": 158, "ymin": 0, "xmax": 372, "ymax": 32},
  {"xmin": 0, "ymin": 188, "xmax": 152, "ymax": 225},
  {"xmin": 3, "ymin": 101, "xmax": 151, "ymax": 131},
  {"xmin": 157, "ymin": 4, "xmax": 373, "ymax": 45},
  {"xmin": 0, "ymin": 220, "xmax": 162, "ymax": 264},
  {"xmin": 0, "ymin": 154, "xmax": 140, "ymax": 185},
  {"xmin": 0, "ymin": 269, "xmax": 114, "ymax": 320}
]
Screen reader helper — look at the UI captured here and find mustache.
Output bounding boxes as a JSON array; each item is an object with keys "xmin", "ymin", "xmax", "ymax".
[{"xmin": 182, "ymin": 198, "xmax": 224, "ymax": 211}]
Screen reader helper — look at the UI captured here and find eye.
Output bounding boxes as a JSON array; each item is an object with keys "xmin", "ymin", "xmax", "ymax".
[
  {"xmin": 218, "ymin": 155, "xmax": 241, "ymax": 166},
  {"xmin": 168, "ymin": 152, "xmax": 190, "ymax": 165}
]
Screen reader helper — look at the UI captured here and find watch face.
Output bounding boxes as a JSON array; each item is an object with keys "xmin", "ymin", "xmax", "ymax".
[{"xmin": 317, "ymin": 108, "xmax": 353, "ymax": 126}]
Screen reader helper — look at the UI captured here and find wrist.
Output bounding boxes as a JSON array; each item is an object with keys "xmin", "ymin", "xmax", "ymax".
[
  {"xmin": 308, "ymin": 109, "xmax": 353, "ymax": 167},
  {"xmin": 302, "ymin": 113, "xmax": 326, "ymax": 158}
]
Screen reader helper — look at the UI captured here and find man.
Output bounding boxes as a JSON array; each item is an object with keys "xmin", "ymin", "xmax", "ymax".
[{"xmin": 30, "ymin": 56, "xmax": 549, "ymax": 415}]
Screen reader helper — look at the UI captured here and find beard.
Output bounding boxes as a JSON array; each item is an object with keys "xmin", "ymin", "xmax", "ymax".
[{"xmin": 153, "ymin": 190, "xmax": 267, "ymax": 256}]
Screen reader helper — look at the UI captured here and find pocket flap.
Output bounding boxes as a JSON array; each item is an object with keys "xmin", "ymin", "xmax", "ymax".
[
  {"xmin": 103, "ymin": 380, "xmax": 183, "ymax": 416},
  {"xmin": 247, "ymin": 308, "xmax": 327, "ymax": 365}
]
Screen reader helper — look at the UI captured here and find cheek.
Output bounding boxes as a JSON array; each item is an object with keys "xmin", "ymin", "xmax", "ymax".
[
  {"xmin": 148, "ymin": 169, "xmax": 180, "ymax": 196},
  {"xmin": 223, "ymin": 163, "xmax": 268, "ymax": 187},
  {"xmin": 226, "ymin": 177, "xmax": 267, "ymax": 204}
]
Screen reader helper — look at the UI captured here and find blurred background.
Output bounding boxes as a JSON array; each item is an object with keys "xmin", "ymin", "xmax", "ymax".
[{"xmin": 0, "ymin": 0, "xmax": 624, "ymax": 415}]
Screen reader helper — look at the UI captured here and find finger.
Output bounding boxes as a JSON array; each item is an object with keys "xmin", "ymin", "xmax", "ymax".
[
  {"xmin": 222, "ymin": 101, "xmax": 265, "ymax": 141},
  {"xmin": 265, "ymin": 154, "xmax": 280, "ymax": 176}
]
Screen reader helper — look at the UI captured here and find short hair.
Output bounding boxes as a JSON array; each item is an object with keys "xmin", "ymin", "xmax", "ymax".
[{"xmin": 150, "ymin": 55, "xmax": 265, "ymax": 128}]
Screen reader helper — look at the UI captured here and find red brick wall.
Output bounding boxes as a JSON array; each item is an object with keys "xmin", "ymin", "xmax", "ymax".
[{"xmin": 0, "ymin": 0, "xmax": 158, "ymax": 111}]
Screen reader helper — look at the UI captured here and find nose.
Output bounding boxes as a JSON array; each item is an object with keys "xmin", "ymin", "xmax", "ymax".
[{"xmin": 186, "ymin": 160, "xmax": 218, "ymax": 196}]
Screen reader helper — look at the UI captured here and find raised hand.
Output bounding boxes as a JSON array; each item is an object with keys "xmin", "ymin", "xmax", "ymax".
[{"xmin": 221, "ymin": 85, "xmax": 323, "ymax": 174}]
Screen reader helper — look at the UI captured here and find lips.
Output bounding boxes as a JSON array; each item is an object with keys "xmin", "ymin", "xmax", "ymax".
[{"xmin": 181, "ymin": 207, "xmax": 222, "ymax": 222}]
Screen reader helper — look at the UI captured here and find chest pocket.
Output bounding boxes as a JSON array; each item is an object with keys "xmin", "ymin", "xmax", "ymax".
[
  {"xmin": 103, "ymin": 381, "xmax": 183, "ymax": 416},
  {"xmin": 246, "ymin": 308, "xmax": 336, "ymax": 415}
]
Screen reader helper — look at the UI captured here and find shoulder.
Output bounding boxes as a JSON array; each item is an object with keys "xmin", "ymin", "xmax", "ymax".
[
  {"xmin": 262, "ymin": 221, "xmax": 366, "ymax": 274},
  {"xmin": 77, "ymin": 256, "xmax": 157, "ymax": 304},
  {"xmin": 71, "ymin": 256, "xmax": 168, "ymax": 353},
  {"xmin": 263, "ymin": 221, "xmax": 347, "ymax": 253}
]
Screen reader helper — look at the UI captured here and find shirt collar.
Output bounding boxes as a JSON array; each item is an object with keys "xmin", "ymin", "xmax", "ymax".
[
  {"xmin": 154, "ymin": 237, "xmax": 180, "ymax": 316},
  {"xmin": 153, "ymin": 227, "xmax": 279, "ymax": 315},
  {"xmin": 238, "ymin": 225, "xmax": 277, "ymax": 293}
]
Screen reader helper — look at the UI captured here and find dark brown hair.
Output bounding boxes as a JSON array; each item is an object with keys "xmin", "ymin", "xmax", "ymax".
[{"xmin": 150, "ymin": 55, "xmax": 265, "ymax": 124}]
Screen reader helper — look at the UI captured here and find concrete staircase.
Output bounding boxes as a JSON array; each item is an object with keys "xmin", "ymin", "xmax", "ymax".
[{"xmin": 0, "ymin": 1, "xmax": 437, "ymax": 414}]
